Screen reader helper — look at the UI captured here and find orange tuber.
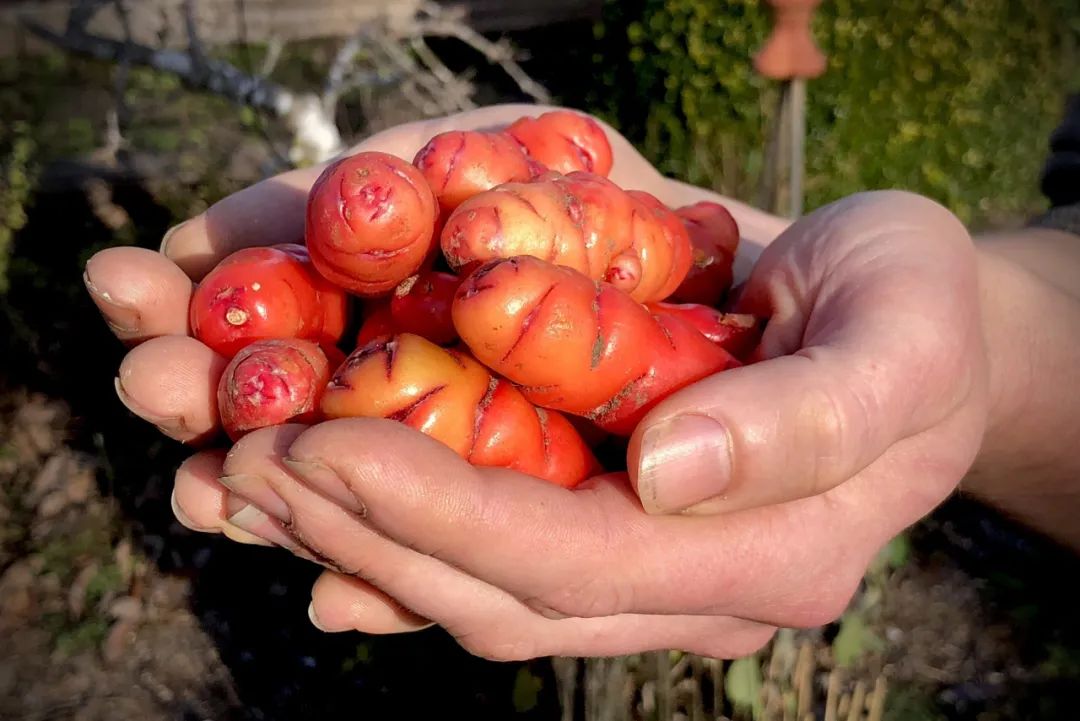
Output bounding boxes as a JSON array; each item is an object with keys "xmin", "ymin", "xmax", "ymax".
[
  {"xmin": 320, "ymin": 333, "xmax": 598, "ymax": 488},
  {"xmin": 441, "ymin": 171, "xmax": 692, "ymax": 303},
  {"xmin": 452, "ymin": 256, "xmax": 741, "ymax": 435}
]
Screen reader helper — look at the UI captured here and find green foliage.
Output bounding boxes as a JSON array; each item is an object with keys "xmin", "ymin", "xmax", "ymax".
[
  {"xmin": 587, "ymin": 0, "xmax": 1080, "ymax": 227},
  {"xmin": 511, "ymin": 666, "xmax": 544, "ymax": 713},
  {"xmin": 0, "ymin": 121, "xmax": 37, "ymax": 294},
  {"xmin": 831, "ymin": 609, "xmax": 884, "ymax": 668},
  {"xmin": 725, "ymin": 654, "xmax": 764, "ymax": 719}
]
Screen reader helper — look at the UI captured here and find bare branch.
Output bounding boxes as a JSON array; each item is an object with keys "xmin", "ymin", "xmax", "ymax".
[
  {"xmin": 23, "ymin": 18, "xmax": 294, "ymax": 117},
  {"xmin": 366, "ymin": 27, "xmax": 473, "ymax": 115},
  {"xmin": 413, "ymin": 1, "xmax": 551, "ymax": 104},
  {"xmin": 182, "ymin": 0, "xmax": 210, "ymax": 83},
  {"xmin": 67, "ymin": 0, "xmax": 111, "ymax": 35},
  {"xmin": 110, "ymin": 0, "xmax": 134, "ymax": 160},
  {"xmin": 259, "ymin": 36, "xmax": 284, "ymax": 78}
]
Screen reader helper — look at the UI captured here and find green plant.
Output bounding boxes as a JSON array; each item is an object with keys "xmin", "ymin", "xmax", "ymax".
[
  {"xmin": 0, "ymin": 121, "xmax": 37, "ymax": 294},
  {"xmin": 586, "ymin": 0, "xmax": 1080, "ymax": 228}
]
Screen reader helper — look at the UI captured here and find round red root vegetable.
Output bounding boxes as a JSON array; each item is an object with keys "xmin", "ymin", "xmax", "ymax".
[
  {"xmin": 506, "ymin": 110, "xmax": 614, "ymax": 176},
  {"xmin": 413, "ymin": 130, "xmax": 536, "ymax": 217},
  {"xmin": 218, "ymin": 338, "xmax": 332, "ymax": 440},
  {"xmin": 189, "ymin": 244, "xmax": 348, "ymax": 358},
  {"xmin": 356, "ymin": 303, "xmax": 399, "ymax": 347},
  {"xmin": 646, "ymin": 302, "xmax": 764, "ymax": 360},
  {"xmin": 389, "ymin": 271, "xmax": 462, "ymax": 345},
  {"xmin": 305, "ymin": 151, "xmax": 439, "ymax": 297},
  {"xmin": 668, "ymin": 201, "xmax": 741, "ymax": 306}
]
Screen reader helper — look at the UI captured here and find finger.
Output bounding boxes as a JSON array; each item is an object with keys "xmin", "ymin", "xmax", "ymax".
[
  {"xmin": 161, "ymin": 103, "xmax": 659, "ymax": 279},
  {"xmin": 172, "ymin": 450, "xmax": 271, "ymax": 546},
  {"xmin": 277, "ymin": 419, "xmax": 868, "ymax": 626},
  {"xmin": 115, "ymin": 335, "xmax": 226, "ymax": 443},
  {"xmin": 264, "ymin": 448, "xmax": 774, "ymax": 659},
  {"xmin": 630, "ymin": 190, "xmax": 982, "ymax": 514},
  {"xmin": 83, "ymin": 246, "xmax": 193, "ymax": 344},
  {"xmin": 308, "ymin": 571, "xmax": 433, "ymax": 634},
  {"xmin": 219, "ymin": 423, "xmax": 307, "ymax": 521}
]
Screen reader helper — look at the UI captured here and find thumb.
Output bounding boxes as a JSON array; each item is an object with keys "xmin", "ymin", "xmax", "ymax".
[{"xmin": 626, "ymin": 191, "xmax": 981, "ymax": 515}]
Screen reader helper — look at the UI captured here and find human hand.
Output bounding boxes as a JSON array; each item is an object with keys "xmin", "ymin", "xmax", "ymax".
[{"xmin": 84, "ymin": 104, "xmax": 988, "ymax": 659}]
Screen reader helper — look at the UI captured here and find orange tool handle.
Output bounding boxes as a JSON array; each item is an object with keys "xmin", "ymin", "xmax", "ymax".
[{"xmin": 754, "ymin": 0, "xmax": 827, "ymax": 80}]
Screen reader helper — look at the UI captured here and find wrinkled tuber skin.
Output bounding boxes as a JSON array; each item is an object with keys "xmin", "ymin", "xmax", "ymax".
[
  {"xmin": 668, "ymin": 201, "xmax": 741, "ymax": 306},
  {"xmin": 305, "ymin": 151, "xmax": 439, "ymax": 297},
  {"xmin": 625, "ymin": 190, "xmax": 695, "ymax": 302},
  {"xmin": 390, "ymin": 271, "xmax": 462, "ymax": 345},
  {"xmin": 452, "ymin": 256, "xmax": 741, "ymax": 435},
  {"xmin": 218, "ymin": 339, "xmax": 332, "ymax": 441},
  {"xmin": 190, "ymin": 244, "xmax": 349, "ymax": 358},
  {"xmin": 320, "ymin": 333, "xmax": 597, "ymax": 488},
  {"xmin": 441, "ymin": 171, "xmax": 692, "ymax": 303},
  {"xmin": 506, "ymin": 110, "xmax": 614, "ymax": 176},
  {"xmin": 646, "ymin": 302, "xmax": 763, "ymax": 361},
  {"xmin": 413, "ymin": 130, "xmax": 537, "ymax": 217}
]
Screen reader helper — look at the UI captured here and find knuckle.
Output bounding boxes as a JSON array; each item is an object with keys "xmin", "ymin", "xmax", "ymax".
[
  {"xmin": 784, "ymin": 576, "xmax": 862, "ymax": 629},
  {"xmin": 455, "ymin": 629, "xmax": 540, "ymax": 663},
  {"xmin": 691, "ymin": 625, "xmax": 776, "ymax": 660},
  {"xmin": 534, "ymin": 575, "xmax": 630, "ymax": 619}
]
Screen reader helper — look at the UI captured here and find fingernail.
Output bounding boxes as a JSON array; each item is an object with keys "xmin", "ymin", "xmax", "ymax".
[
  {"xmin": 171, "ymin": 488, "xmax": 219, "ymax": 533},
  {"xmin": 225, "ymin": 503, "xmax": 292, "ymax": 548},
  {"xmin": 282, "ymin": 457, "xmax": 366, "ymax": 516},
  {"xmin": 308, "ymin": 601, "xmax": 332, "ymax": 632},
  {"xmin": 114, "ymin": 377, "xmax": 192, "ymax": 441},
  {"xmin": 635, "ymin": 414, "xmax": 733, "ymax": 514},
  {"xmin": 83, "ymin": 270, "xmax": 141, "ymax": 336},
  {"xmin": 159, "ymin": 220, "xmax": 189, "ymax": 256},
  {"xmin": 219, "ymin": 474, "xmax": 291, "ymax": 522}
]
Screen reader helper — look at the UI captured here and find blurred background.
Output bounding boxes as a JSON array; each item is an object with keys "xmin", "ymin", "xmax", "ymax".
[{"xmin": 2, "ymin": 1, "xmax": 1080, "ymax": 719}]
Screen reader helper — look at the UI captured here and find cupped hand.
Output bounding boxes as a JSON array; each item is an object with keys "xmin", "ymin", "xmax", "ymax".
[{"xmin": 84, "ymin": 103, "xmax": 989, "ymax": 659}]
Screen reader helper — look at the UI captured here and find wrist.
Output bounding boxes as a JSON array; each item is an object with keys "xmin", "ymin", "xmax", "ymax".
[{"xmin": 963, "ymin": 242, "xmax": 1080, "ymax": 548}]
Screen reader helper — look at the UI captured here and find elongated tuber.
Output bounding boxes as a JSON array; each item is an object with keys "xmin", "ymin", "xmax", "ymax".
[
  {"xmin": 305, "ymin": 151, "xmax": 439, "ymax": 297},
  {"xmin": 441, "ymin": 171, "xmax": 692, "ymax": 303},
  {"xmin": 646, "ymin": 302, "xmax": 763, "ymax": 360},
  {"xmin": 218, "ymin": 338, "xmax": 332, "ymax": 440},
  {"xmin": 320, "ymin": 333, "xmax": 597, "ymax": 487},
  {"xmin": 452, "ymin": 256, "xmax": 741, "ymax": 435},
  {"xmin": 506, "ymin": 110, "xmax": 614, "ymax": 176},
  {"xmin": 668, "ymin": 201, "xmax": 740, "ymax": 306},
  {"xmin": 413, "ymin": 130, "xmax": 538, "ymax": 217},
  {"xmin": 190, "ymin": 244, "xmax": 348, "ymax": 358}
]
